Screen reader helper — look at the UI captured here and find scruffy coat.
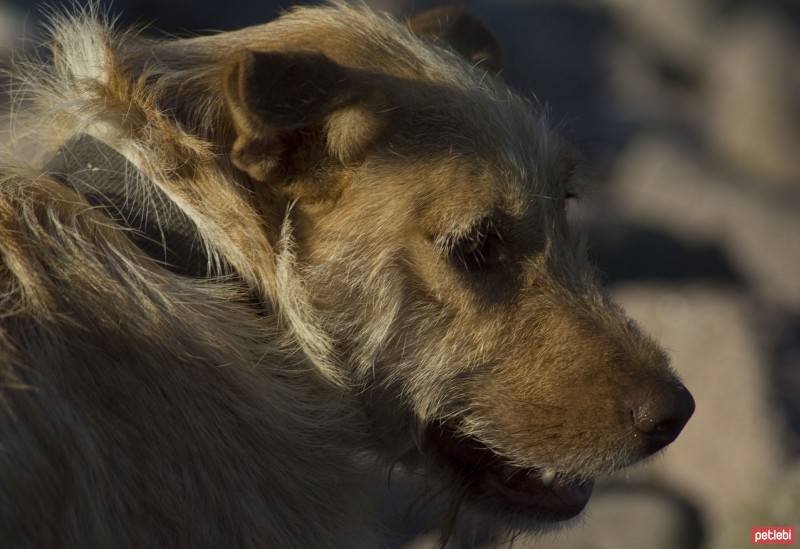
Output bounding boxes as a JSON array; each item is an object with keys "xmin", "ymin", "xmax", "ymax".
[{"xmin": 0, "ymin": 2, "xmax": 693, "ymax": 547}]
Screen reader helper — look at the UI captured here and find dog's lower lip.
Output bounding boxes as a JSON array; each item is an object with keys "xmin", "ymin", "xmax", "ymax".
[
  {"xmin": 426, "ymin": 423, "xmax": 593, "ymax": 520},
  {"xmin": 553, "ymin": 477, "xmax": 594, "ymax": 507},
  {"xmin": 484, "ymin": 466, "xmax": 594, "ymax": 519}
]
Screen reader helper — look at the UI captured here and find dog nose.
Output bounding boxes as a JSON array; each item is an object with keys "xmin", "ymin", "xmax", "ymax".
[{"xmin": 628, "ymin": 382, "xmax": 695, "ymax": 454}]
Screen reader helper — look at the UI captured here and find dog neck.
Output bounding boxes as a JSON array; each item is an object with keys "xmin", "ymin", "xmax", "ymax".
[{"xmin": 45, "ymin": 134, "xmax": 210, "ymax": 277}]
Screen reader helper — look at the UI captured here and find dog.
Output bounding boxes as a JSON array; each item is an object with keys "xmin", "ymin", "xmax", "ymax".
[{"xmin": 0, "ymin": 2, "xmax": 694, "ymax": 546}]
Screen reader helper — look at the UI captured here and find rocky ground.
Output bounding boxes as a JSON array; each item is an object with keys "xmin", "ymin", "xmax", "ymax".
[{"xmin": 3, "ymin": 0, "xmax": 798, "ymax": 547}]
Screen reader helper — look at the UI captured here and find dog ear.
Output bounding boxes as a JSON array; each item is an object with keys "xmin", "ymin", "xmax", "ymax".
[
  {"xmin": 408, "ymin": 7, "xmax": 503, "ymax": 75},
  {"xmin": 223, "ymin": 50, "xmax": 383, "ymax": 182}
]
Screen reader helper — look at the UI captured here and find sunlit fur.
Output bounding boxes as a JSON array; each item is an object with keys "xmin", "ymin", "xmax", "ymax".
[{"xmin": 0, "ymin": 2, "xmax": 685, "ymax": 546}]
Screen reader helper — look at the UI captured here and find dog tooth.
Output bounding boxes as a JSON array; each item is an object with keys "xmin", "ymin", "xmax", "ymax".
[{"xmin": 541, "ymin": 469, "xmax": 557, "ymax": 487}]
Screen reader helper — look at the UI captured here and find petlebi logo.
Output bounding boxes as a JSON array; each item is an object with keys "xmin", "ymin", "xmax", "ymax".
[{"xmin": 751, "ymin": 527, "xmax": 795, "ymax": 545}]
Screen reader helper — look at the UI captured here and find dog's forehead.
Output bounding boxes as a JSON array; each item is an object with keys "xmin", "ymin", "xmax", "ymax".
[
  {"xmin": 382, "ymin": 87, "xmax": 567, "ymax": 209},
  {"xmin": 375, "ymin": 72, "xmax": 567, "ymax": 205}
]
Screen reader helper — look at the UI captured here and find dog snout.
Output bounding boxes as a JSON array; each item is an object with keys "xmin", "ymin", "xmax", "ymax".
[{"xmin": 627, "ymin": 381, "xmax": 695, "ymax": 455}]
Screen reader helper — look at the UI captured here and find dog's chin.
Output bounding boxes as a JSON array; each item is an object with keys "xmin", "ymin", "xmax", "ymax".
[{"xmin": 425, "ymin": 423, "xmax": 594, "ymax": 523}]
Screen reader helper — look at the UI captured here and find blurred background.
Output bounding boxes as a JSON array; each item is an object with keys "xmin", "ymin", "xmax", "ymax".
[{"xmin": 1, "ymin": 0, "xmax": 798, "ymax": 547}]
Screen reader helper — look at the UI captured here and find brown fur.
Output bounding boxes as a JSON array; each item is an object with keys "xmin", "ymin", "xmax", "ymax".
[{"xmin": 0, "ymin": 2, "xmax": 692, "ymax": 547}]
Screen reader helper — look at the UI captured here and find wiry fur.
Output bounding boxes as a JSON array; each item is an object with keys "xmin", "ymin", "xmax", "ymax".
[{"xmin": 0, "ymin": 2, "xmax": 691, "ymax": 547}]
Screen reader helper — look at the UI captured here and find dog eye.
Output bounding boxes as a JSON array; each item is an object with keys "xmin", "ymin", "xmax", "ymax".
[{"xmin": 451, "ymin": 222, "xmax": 503, "ymax": 271}]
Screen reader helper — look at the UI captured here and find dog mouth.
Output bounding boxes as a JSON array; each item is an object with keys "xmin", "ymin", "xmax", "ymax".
[{"xmin": 425, "ymin": 422, "xmax": 594, "ymax": 521}]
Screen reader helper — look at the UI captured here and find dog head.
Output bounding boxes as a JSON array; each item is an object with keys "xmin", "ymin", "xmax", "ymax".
[{"xmin": 221, "ymin": 3, "xmax": 694, "ymax": 527}]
